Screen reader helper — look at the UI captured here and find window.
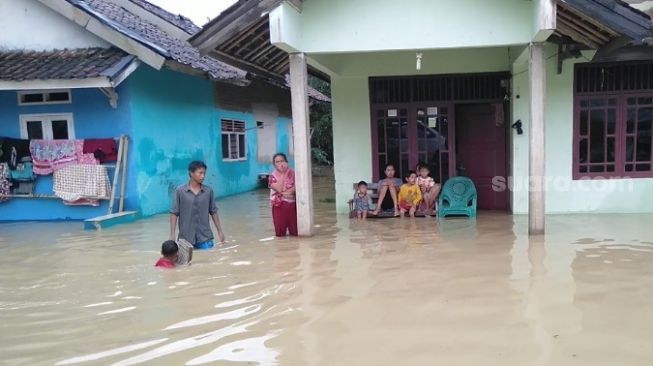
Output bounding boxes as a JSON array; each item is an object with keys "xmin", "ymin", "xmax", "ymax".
[
  {"xmin": 574, "ymin": 63, "xmax": 653, "ymax": 179},
  {"xmin": 19, "ymin": 114, "xmax": 75, "ymax": 140},
  {"xmin": 17, "ymin": 90, "xmax": 72, "ymax": 105},
  {"xmin": 221, "ymin": 119, "xmax": 246, "ymax": 161}
]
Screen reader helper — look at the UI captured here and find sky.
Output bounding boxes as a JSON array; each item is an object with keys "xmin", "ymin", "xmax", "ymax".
[{"xmin": 147, "ymin": 0, "xmax": 238, "ymax": 26}]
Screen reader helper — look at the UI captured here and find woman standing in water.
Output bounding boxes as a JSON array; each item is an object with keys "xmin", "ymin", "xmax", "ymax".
[{"xmin": 268, "ymin": 153, "xmax": 298, "ymax": 236}]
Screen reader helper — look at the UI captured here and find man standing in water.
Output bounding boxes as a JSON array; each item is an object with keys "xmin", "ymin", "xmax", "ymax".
[{"xmin": 170, "ymin": 161, "xmax": 226, "ymax": 249}]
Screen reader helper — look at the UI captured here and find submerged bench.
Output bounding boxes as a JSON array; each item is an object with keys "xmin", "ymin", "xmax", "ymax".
[{"xmin": 347, "ymin": 182, "xmax": 429, "ymax": 218}]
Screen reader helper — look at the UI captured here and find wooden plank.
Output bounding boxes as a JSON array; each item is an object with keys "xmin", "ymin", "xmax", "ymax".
[
  {"xmin": 289, "ymin": 53, "xmax": 314, "ymax": 236},
  {"xmin": 221, "ymin": 17, "xmax": 269, "ymax": 52},
  {"xmin": 557, "ymin": 10, "xmax": 611, "ymax": 43},
  {"xmin": 119, "ymin": 137, "xmax": 129, "ymax": 212},
  {"xmin": 556, "ymin": 20, "xmax": 602, "ymax": 48},
  {"xmin": 208, "ymin": 50, "xmax": 286, "ymax": 83},
  {"xmin": 108, "ymin": 135, "xmax": 125, "ymax": 215},
  {"xmin": 592, "ymin": 0, "xmax": 652, "ymax": 29},
  {"xmin": 192, "ymin": 0, "xmax": 283, "ymax": 54},
  {"xmin": 561, "ymin": 0, "xmax": 650, "ymax": 41},
  {"xmin": 84, "ymin": 211, "xmax": 137, "ymax": 231},
  {"xmin": 529, "ymin": 44, "xmax": 546, "ymax": 235},
  {"xmin": 557, "ymin": 3, "xmax": 618, "ymax": 37}
]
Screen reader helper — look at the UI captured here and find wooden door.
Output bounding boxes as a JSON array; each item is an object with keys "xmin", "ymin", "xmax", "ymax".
[{"xmin": 456, "ymin": 104, "xmax": 508, "ymax": 211}]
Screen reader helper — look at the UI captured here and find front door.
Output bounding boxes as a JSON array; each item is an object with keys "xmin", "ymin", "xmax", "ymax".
[
  {"xmin": 455, "ymin": 104, "xmax": 508, "ymax": 211},
  {"xmin": 372, "ymin": 105, "xmax": 454, "ymax": 183}
]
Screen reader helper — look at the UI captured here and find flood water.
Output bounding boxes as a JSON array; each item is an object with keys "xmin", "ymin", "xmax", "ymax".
[{"xmin": 1, "ymin": 173, "xmax": 653, "ymax": 366}]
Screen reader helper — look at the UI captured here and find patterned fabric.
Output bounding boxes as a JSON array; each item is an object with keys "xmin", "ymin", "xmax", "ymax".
[
  {"xmin": 353, "ymin": 192, "xmax": 373, "ymax": 212},
  {"xmin": 269, "ymin": 168, "xmax": 296, "ymax": 206},
  {"xmin": 398, "ymin": 183, "xmax": 423, "ymax": 207},
  {"xmin": 417, "ymin": 176, "xmax": 436, "ymax": 192},
  {"xmin": 30, "ymin": 140, "xmax": 85, "ymax": 175},
  {"xmin": 53, "ymin": 164, "xmax": 111, "ymax": 206},
  {"xmin": 0, "ymin": 164, "xmax": 11, "ymax": 203}
]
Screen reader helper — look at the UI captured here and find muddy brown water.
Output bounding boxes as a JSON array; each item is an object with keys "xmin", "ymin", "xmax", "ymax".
[{"xmin": 1, "ymin": 174, "xmax": 653, "ymax": 365}]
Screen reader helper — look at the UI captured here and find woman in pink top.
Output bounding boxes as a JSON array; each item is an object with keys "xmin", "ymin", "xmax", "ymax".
[{"xmin": 268, "ymin": 153, "xmax": 298, "ymax": 236}]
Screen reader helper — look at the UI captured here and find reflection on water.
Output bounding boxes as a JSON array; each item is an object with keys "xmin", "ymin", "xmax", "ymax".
[{"xmin": 1, "ymin": 173, "xmax": 653, "ymax": 365}]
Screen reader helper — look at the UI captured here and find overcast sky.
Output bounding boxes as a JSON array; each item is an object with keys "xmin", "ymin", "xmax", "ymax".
[{"xmin": 147, "ymin": 0, "xmax": 237, "ymax": 26}]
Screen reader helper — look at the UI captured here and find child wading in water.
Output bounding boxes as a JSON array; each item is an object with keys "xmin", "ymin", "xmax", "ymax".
[
  {"xmin": 353, "ymin": 180, "xmax": 374, "ymax": 219},
  {"xmin": 417, "ymin": 165, "xmax": 441, "ymax": 215},
  {"xmin": 398, "ymin": 171, "xmax": 422, "ymax": 217}
]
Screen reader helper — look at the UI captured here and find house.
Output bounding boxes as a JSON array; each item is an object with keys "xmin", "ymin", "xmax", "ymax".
[
  {"xmin": 192, "ymin": 0, "xmax": 653, "ymax": 235},
  {"xmin": 0, "ymin": 0, "xmax": 327, "ymax": 221}
]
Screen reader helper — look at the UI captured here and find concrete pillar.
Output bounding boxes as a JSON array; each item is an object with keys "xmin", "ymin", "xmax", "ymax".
[
  {"xmin": 528, "ymin": 43, "xmax": 546, "ymax": 235},
  {"xmin": 289, "ymin": 52, "xmax": 314, "ymax": 236}
]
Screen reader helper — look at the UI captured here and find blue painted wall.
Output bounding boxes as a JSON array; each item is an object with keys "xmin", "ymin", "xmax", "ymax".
[
  {"xmin": 0, "ymin": 83, "xmax": 138, "ymax": 221},
  {"xmin": 129, "ymin": 66, "xmax": 293, "ymax": 216}
]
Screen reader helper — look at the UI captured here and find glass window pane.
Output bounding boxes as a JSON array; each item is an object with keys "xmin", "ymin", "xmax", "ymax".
[
  {"xmin": 636, "ymin": 164, "xmax": 651, "ymax": 171},
  {"xmin": 47, "ymin": 92, "xmax": 70, "ymax": 102},
  {"xmin": 607, "ymin": 165, "xmax": 615, "ymax": 172},
  {"xmin": 400, "ymin": 120, "xmax": 408, "ymax": 153},
  {"xmin": 21, "ymin": 93, "xmax": 44, "ymax": 103},
  {"xmin": 590, "ymin": 165, "xmax": 605, "ymax": 173},
  {"xmin": 608, "ymin": 98, "xmax": 617, "ymax": 106},
  {"xmin": 626, "ymin": 164, "xmax": 634, "ymax": 172},
  {"xmin": 580, "ymin": 100, "xmax": 589, "ymax": 108},
  {"xmin": 579, "ymin": 165, "xmax": 588, "ymax": 173},
  {"xmin": 626, "ymin": 136, "xmax": 635, "ymax": 162},
  {"xmin": 639, "ymin": 97, "xmax": 653, "ymax": 105},
  {"xmin": 377, "ymin": 120, "xmax": 386, "ymax": 153},
  {"xmin": 590, "ymin": 110, "xmax": 606, "ymax": 163},
  {"xmin": 627, "ymin": 97, "xmax": 637, "ymax": 105},
  {"xmin": 607, "ymin": 109, "xmax": 616, "ymax": 135},
  {"xmin": 627, "ymin": 108, "xmax": 636, "ymax": 134},
  {"xmin": 607, "ymin": 137, "xmax": 615, "ymax": 163},
  {"xmin": 580, "ymin": 110, "xmax": 588, "ymax": 136},
  {"xmin": 26, "ymin": 121, "xmax": 43, "ymax": 139},
  {"xmin": 238, "ymin": 134, "xmax": 245, "ymax": 159},
  {"xmin": 637, "ymin": 107, "xmax": 652, "ymax": 162},
  {"xmin": 440, "ymin": 107, "xmax": 448, "ymax": 115},
  {"xmin": 590, "ymin": 99, "xmax": 606, "ymax": 107},
  {"xmin": 221, "ymin": 134, "xmax": 229, "ymax": 159},
  {"xmin": 441, "ymin": 152, "xmax": 449, "ymax": 182},
  {"xmin": 51, "ymin": 120, "xmax": 69, "ymax": 139},
  {"xmin": 579, "ymin": 138, "xmax": 588, "ymax": 163},
  {"xmin": 229, "ymin": 134, "xmax": 238, "ymax": 159},
  {"xmin": 441, "ymin": 117, "xmax": 449, "ymax": 151}
]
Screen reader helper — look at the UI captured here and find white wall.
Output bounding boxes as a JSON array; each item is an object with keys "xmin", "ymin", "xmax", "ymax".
[
  {"xmin": 271, "ymin": 0, "xmax": 533, "ymax": 54},
  {"xmin": 330, "ymin": 47, "xmax": 514, "ymax": 213},
  {"xmin": 0, "ymin": 0, "xmax": 109, "ymax": 51},
  {"xmin": 511, "ymin": 46, "xmax": 653, "ymax": 214}
]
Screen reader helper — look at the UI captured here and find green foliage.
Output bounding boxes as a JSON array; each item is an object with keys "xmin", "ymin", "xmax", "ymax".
[{"xmin": 309, "ymin": 76, "xmax": 333, "ymax": 166}]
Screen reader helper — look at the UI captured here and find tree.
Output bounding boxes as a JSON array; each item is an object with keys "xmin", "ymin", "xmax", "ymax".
[{"xmin": 309, "ymin": 76, "xmax": 333, "ymax": 166}]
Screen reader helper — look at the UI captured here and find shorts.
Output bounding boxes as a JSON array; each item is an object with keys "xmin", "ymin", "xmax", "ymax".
[
  {"xmin": 194, "ymin": 239, "xmax": 214, "ymax": 250},
  {"xmin": 399, "ymin": 202, "xmax": 414, "ymax": 211}
]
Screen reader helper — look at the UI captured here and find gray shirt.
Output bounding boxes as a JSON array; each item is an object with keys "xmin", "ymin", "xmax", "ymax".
[{"xmin": 170, "ymin": 184, "xmax": 218, "ymax": 245}]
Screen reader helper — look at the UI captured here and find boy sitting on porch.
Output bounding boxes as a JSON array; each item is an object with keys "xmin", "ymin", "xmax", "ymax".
[
  {"xmin": 372, "ymin": 164, "xmax": 403, "ymax": 217},
  {"xmin": 353, "ymin": 180, "xmax": 374, "ymax": 219},
  {"xmin": 398, "ymin": 171, "xmax": 423, "ymax": 217}
]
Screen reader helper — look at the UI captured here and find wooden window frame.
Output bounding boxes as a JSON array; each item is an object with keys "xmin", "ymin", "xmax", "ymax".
[
  {"xmin": 17, "ymin": 89, "xmax": 72, "ymax": 106},
  {"xmin": 19, "ymin": 113, "xmax": 75, "ymax": 140},
  {"xmin": 221, "ymin": 119, "xmax": 247, "ymax": 162},
  {"xmin": 573, "ymin": 93, "xmax": 653, "ymax": 179}
]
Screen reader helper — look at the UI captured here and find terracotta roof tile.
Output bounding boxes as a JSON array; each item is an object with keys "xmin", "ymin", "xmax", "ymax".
[{"xmin": 0, "ymin": 48, "xmax": 134, "ymax": 81}]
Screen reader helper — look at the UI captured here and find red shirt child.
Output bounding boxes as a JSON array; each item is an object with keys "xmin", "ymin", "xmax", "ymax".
[{"xmin": 155, "ymin": 240, "xmax": 179, "ymax": 269}]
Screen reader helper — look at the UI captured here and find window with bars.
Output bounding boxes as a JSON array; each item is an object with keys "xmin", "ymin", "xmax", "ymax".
[
  {"xmin": 574, "ymin": 63, "xmax": 653, "ymax": 179},
  {"xmin": 221, "ymin": 119, "xmax": 246, "ymax": 161}
]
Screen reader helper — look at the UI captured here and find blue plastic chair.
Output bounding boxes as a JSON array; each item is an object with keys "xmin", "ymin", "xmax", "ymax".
[{"xmin": 438, "ymin": 176, "xmax": 477, "ymax": 218}]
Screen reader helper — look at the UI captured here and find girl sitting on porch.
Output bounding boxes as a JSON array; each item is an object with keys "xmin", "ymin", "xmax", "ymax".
[
  {"xmin": 372, "ymin": 163, "xmax": 402, "ymax": 217},
  {"xmin": 417, "ymin": 164, "xmax": 441, "ymax": 215},
  {"xmin": 269, "ymin": 153, "xmax": 298, "ymax": 237}
]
